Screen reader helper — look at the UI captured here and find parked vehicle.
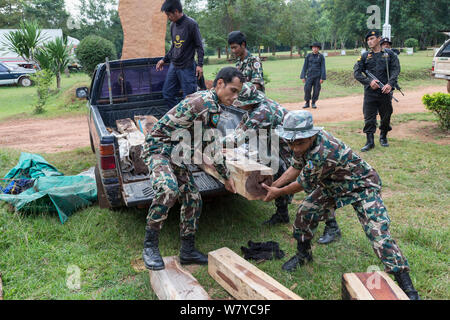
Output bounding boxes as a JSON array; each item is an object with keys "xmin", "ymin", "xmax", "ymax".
[
  {"xmin": 0, "ymin": 61, "xmax": 36, "ymax": 87},
  {"xmin": 432, "ymin": 34, "xmax": 450, "ymax": 92},
  {"xmin": 79, "ymin": 57, "xmax": 244, "ymax": 209}
]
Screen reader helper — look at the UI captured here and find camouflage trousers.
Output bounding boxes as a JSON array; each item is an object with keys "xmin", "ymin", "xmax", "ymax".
[
  {"xmin": 293, "ymin": 188, "xmax": 410, "ymax": 273},
  {"xmin": 146, "ymin": 154, "xmax": 202, "ymax": 237},
  {"xmin": 274, "ymin": 157, "xmax": 293, "ymax": 211}
]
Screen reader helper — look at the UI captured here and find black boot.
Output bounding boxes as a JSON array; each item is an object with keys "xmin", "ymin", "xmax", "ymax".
[
  {"xmin": 282, "ymin": 240, "xmax": 313, "ymax": 272},
  {"xmin": 142, "ymin": 228, "xmax": 165, "ymax": 271},
  {"xmin": 262, "ymin": 208, "xmax": 290, "ymax": 225},
  {"xmin": 179, "ymin": 234, "xmax": 208, "ymax": 265},
  {"xmin": 303, "ymin": 101, "xmax": 310, "ymax": 108},
  {"xmin": 311, "ymin": 102, "xmax": 317, "ymax": 109},
  {"xmin": 317, "ymin": 218, "xmax": 341, "ymax": 244},
  {"xmin": 380, "ymin": 131, "xmax": 389, "ymax": 147},
  {"xmin": 393, "ymin": 271, "xmax": 420, "ymax": 300},
  {"xmin": 361, "ymin": 133, "xmax": 375, "ymax": 152}
]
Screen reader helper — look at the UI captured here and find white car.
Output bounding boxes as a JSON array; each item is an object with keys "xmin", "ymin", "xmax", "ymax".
[{"xmin": 0, "ymin": 61, "xmax": 36, "ymax": 87}]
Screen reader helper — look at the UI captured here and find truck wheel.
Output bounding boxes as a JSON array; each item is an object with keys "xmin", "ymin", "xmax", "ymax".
[
  {"xmin": 94, "ymin": 165, "xmax": 111, "ymax": 209},
  {"xmin": 18, "ymin": 77, "xmax": 32, "ymax": 87}
]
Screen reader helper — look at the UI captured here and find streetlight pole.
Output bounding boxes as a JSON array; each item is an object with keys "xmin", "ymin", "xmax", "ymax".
[{"xmin": 382, "ymin": 0, "xmax": 391, "ymax": 40}]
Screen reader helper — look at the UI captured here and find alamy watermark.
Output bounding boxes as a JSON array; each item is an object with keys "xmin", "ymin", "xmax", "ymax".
[{"xmin": 366, "ymin": 5, "xmax": 381, "ymax": 29}]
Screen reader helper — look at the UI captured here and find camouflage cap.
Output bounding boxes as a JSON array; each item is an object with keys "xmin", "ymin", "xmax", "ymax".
[
  {"xmin": 275, "ymin": 110, "xmax": 323, "ymax": 141},
  {"xmin": 232, "ymin": 82, "xmax": 266, "ymax": 108}
]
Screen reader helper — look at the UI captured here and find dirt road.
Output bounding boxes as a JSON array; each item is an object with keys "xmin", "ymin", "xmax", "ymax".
[{"xmin": 0, "ymin": 85, "xmax": 446, "ymax": 153}]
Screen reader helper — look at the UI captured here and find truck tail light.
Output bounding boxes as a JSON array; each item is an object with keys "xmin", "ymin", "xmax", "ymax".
[
  {"xmin": 100, "ymin": 144, "xmax": 114, "ymax": 156},
  {"xmin": 101, "ymin": 156, "xmax": 116, "ymax": 170}
]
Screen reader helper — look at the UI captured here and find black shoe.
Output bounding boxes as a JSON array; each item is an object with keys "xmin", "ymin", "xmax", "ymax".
[
  {"xmin": 361, "ymin": 133, "xmax": 375, "ymax": 152},
  {"xmin": 282, "ymin": 240, "xmax": 313, "ymax": 272},
  {"xmin": 393, "ymin": 271, "xmax": 420, "ymax": 300},
  {"xmin": 317, "ymin": 219, "xmax": 341, "ymax": 244},
  {"xmin": 311, "ymin": 103, "xmax": 317, "ymax": 109},
  {"xmin": 143, "ymin": 229, "xmax": 165, "ymax": 271},
  {"xmin": 380, "ymin": 131, "xmax": 389, "ymax": 147},
  {"xmin": 302, "ymin": 102, "xmax": 310, "ymax": 108},
  {"xmin": 262, "ymin": 209, "xmax": 290, "ymax": 225},
  {"xmin": 180, "ymin": 235, "xmax": 208, "ymax": 265}
]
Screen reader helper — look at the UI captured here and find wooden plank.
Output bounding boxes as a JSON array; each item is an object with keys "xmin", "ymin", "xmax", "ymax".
[
  {"xmin": 208, "ymin": 247, "xmax": 303, "ymax": 300},
  {"xmin": 0, "ymin": 272, "xmax": 3, "ymax": 300},
  {"xmin": 134, "ymin": 115, "xmax": 158, "ymax": 136},
  {"xmin": 149, "ymin": 256, "xmax": 211, "ymax": 300},
  {"xmin": 116, "ymin": 118, "xmax": 148, "ymax": 175},
  {"xmin": 342, "ymin": 272, "xmax": 409, "ymax": 300},
  {"xmin": 199, "ymin": 150, "xmax": 273, "ymax": 200}
]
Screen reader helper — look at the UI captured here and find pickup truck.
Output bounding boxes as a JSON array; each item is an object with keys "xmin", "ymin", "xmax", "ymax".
[
  {"xmin": 432, "ymin": 34, "xmax": 450, "ymax": 93},
  {"xmin": 0, "ymin": 61, "xmax": 35, "ymax": 87},
  {"xmin": 78, "ymin": 57, "xmax": 245, "ymax": 209}
]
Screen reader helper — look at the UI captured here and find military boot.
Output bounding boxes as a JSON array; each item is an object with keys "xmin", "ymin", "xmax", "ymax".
[
  {"xmin": 262, "ymin": 208, "xmax": 290, "ymax": 226},
  {"xmin": 282, "ymin": 240, "xmax": 313, "ymax": 272},
  {"xmin": 142, "ymin": 228, "xmax": 165, "ymax": 270},
  {"xmin": 393, "ymin": 271, "xmax": 420, "ymax": 300},
  {"xmin": 179, "ymin": 234, "xmax": 208, "ymax": 265},
  {"xmin": 380, "ymin": 131, "xmax": 389, "ymax": 147},
  {"xmin": 317, "ymin": 218, "xmax": 341, "ymax": 244},
  {"xmin": 302, "ymin": 101, "xmax": 310, "ymax": 108},
  {"xmin": 361, "ymin": 133, "xmax": 375, "ymax": 152},
  {"xmin": 311, "ymin": 101, "xmax": 318, "ymax": 109}
]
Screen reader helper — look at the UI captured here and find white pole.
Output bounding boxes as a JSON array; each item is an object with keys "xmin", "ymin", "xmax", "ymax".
[{"xmin": 383, "ymin": 0, "xmax": 391, "ymax": 40}]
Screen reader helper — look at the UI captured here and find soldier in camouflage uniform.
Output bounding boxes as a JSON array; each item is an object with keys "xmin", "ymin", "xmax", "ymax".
[
  {"xmin": 141, "ymin": 67, "xmax": 245, "ymax": 271},
  {"xmin": 262, "ymin": 110, "xmax": 420, "ymax": 300},
  {"xmin": 222, "ymin": 82, "xmax": 293, "ymax": 225},
  {"xmin": 228, "ymin": 31, "xmax": 265, "ymax": 92}
]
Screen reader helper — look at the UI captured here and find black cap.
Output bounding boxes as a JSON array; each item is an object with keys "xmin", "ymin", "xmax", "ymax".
[
  {"xmin": 365, "ymin": 30, "xmax": 381, "ymax": 41},
  {"xmin": 380, "ymin": 37, "xmax": 392, "ymax": 45},
  {"xmin": 310, "ymin": 42, "xmax": 322, "ymax": 49}
]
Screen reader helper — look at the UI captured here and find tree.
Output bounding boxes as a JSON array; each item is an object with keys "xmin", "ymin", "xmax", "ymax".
[
  {"xmin": 75, "ymin": 35, "xmax": 117, "ymax": 76},
  {"xmin": 1, "ymin": 20, "xmax": 47, "ymax": 66},
  {"xmin": 0, "ymin": 0, "xmax": 24, "ymax": 27},
  {"xmin": 43, "ymin": 36, "xmax": 71, "ymax": 89},
  {"xmin": 23, "ymin": 0, "xmax": 69, "ymax": 31}
]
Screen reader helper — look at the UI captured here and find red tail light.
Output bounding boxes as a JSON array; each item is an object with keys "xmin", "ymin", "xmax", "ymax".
[{"xmin": 101, "ymin": 156, "xmax": 116, "ymax": 170}]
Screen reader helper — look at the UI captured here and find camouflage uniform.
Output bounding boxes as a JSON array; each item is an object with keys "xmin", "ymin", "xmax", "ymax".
[
  {"xmin": 236, "ymin": 50, "xmax": 265, "ymax": 91},
  {"xmin": 224, "ymin": 83, "xmax": 293, "ymax": 212},
  {"xmin": 290, "ymin": 130, "xmax": 410, "ymax": 273},
  {"xmin": 142, "ymin": 89, "xmax": 230, "ymax": 237}
]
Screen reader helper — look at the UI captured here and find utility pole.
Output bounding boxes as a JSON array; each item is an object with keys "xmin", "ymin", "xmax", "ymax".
[{"xmin": 382, "ymin": 0, "xmax": 391, "ymax": 40}]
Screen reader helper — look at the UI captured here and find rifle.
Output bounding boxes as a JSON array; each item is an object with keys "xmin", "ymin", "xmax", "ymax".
[{"xmin": 365, "ymin": 70, "xmax": 399, "ymax": 102}]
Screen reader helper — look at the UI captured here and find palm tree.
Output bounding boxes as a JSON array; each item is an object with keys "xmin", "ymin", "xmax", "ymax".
[
  {"xmin": 1, "ymin": 20, "xmax": 47, "ymax": 68},
  {"xmin": 44, "ymin": 37, "xmax": 72, "ymax": 90}
]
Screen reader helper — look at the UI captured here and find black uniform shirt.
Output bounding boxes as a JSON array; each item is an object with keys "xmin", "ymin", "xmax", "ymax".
[
  {"xmin": 353, "ymin": 49, "xmax": 400, "ymax": 93},
  {"xmin": 300, "ymin": 53, "xmax": 326, "ymax": 80}
]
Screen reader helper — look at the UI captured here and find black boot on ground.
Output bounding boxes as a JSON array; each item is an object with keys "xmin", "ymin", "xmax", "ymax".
[
  {"xmin": 282, "ymin": 240, "xmax": 313, "ymax": 272},
  {"xmin": 262, "ymin": 208, "xmax": 290, "ymax": 226},
  {"xmin": 380, "ymin": 131, "xmax": 389, "ymax": 147},
  {"xmin": 317, "ymin": 219, "xmax": 341, "ymax": 244},
  {"xmin": 361, "ymin": 133, "xmax": 375, "ymax": 152},
  {"xmin": 311, "ymin": 102, "xmax": 318, "ymax": 109},
  {"xmin": 393, "ymin": 271, "xmax": 420, "ymax": 300},
  {"xmin": 179, "ymin": 235, "xmax": 208, "ymax": 265},
  {"xmin": 142, "ymin": 228, "xmax": 165, "ymax": 271},
  {"xmin": 303, "ymin": 101, "xmax": 310, "ymax": 108}
]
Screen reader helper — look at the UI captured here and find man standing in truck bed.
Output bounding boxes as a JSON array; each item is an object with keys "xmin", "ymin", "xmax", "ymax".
[
  {"xmin": 141, "ymin": 67, "xmax": 245, "ymax": 271},
  {"xmin": 156, "ymin": 0, "xmax": 205, "ymax": 108}
]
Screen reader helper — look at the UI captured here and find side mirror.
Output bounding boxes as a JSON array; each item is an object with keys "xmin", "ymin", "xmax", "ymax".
[{"xmin": 76, "ymin": 87, "xmax": 89, "ymax": 99}]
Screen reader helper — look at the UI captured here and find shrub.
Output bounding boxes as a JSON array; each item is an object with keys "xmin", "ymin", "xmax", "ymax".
[
  {"xmin": 29, "ymin": 69, "xmax": 54, "ymax": 114},
  {"xmin": 404, "ymin": 38, "xmax": 419, "ymax": 52},
  {"xmin": 422, "ymin": 92, "xmax": 450, "ymax": 130},
  {"xmin": 75, "ymin": 35, "xmax": 117, "ymax": 76}
]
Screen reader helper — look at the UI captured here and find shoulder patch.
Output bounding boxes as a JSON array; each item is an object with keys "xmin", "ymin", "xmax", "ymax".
[
  {"xmin": 209, "ymin": 113, "xmax": 220, "ymax": 128},
  {"xmin": 254, "ymin": 61, "xmax": 261, "ymax": 69},
  {"xmin": 305, "ymin": 160, "xmax": 314, "ymax": 170}
]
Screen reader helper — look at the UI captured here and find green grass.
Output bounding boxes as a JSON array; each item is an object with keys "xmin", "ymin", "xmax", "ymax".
[
  {"xmin": 204, "ymin": 50, "xmax": 441, "ymax": 103},
  {"xmin": 0, "ymin": 72, "xmax": 90, "ymax": 122},
  {"xmin": 0, "ymin": 113, "xmax": 448, "ymax": 300}
]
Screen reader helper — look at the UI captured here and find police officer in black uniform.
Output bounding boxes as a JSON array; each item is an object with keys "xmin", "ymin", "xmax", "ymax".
[
  {"xmin": 301, "ymin": 42, "xmax": 326, "ymax": 109},
  {"xmin": 354, "ymin": 30, "xmax": 400, "ymax": 151}
]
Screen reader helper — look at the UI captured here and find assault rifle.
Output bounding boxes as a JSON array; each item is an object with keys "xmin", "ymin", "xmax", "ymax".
[{"xmin": 365, "ymin": 70, "xmax": 399, "ymax": 102}]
